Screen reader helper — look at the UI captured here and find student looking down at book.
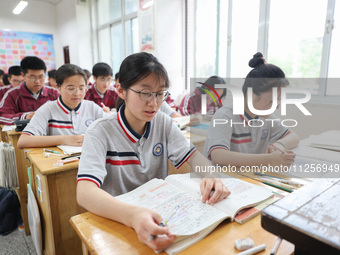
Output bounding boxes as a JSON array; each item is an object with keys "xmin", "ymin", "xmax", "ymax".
[
  {"xmin": 204, "ymin": 52, "xmax": 299, "ymax": 167},
  {"xmin": 0, "ymin": 56, "xmax": 59, "ymax": 125},
  {"xmin": 0, "ymin": 65, "xmax": 24, "ymax": 102},
  {"xmin": 85, "ymin": 62, "xmax": 118, "ymax": 113},
  {"xmin": 76, "ymin": 52, "xmax": 230, "ymax": 252},
  {"xmin": 17, "ymin": 64, "xmax": 107, "ymax": 149},
  {"xmin": 179, "ymin": 76, "xmax": 226, "ymax": 125}
]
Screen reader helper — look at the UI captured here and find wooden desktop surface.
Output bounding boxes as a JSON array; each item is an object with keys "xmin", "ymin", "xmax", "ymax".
[{"xmin": 70, "ymin": 178, "xmax": 295, "ymax": 255}]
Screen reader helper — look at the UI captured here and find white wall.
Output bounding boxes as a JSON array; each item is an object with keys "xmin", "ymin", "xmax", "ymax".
[
  {"xmin": 145, "ymin": 0, "xmax": 185, "ymax": 101},
  {"xmin": 0, "ymin": 0, "xmax": 62, "ymax": 68}
]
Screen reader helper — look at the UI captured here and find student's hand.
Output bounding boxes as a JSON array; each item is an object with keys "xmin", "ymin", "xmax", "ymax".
[
  {"xmin": 200, "ymin": 177, "xmax": 231, "ymax": 205},
  {"xmin": 188, "ymin": 114, "xmax": 202, "ymax": 126},
  {"xmin": 268, "ymin": 150, "xmax": 296, "ymax": 167},
  {"xmin": 25, "ymin": 112, "xmax": 35, "ymax": 119},
  {"xmin": 131, "ymin": 206, "xmax": 177, "ymax": 251},
  {"xmin": 101, "ymin": 103, "xmax": 111, "ymax": 114},
  {"xmin": 63, "ymin": 135, "xmax": 85, "ymax": 146}
]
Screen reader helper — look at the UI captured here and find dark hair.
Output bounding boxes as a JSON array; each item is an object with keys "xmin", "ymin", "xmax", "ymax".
[
  {"xmin": 0, "ymin": 69, "xmax": 4, "ymax": 76},
  {"xmin": 20, "ymin": 56, "xmax": 47, "ymax": 74},
  {"xmin": 115, "ymin": 72, "xmax": 119, "ymax": 80},
  {"xmin": 242, "ymin": 52, "xmax": 289, "ymax": 96},
  {"xmin": 2, "ymin": 74, "xmax": 10, "ymax": 85},
  {"xmin": 199, "ymin": 76, "xmax": 227, "ymax": 99},
  {"xmin": 48, "ymin": 70, "xmax": 56, "ymax": 79},
  {"xmin": 8, "ymin": 66, "xmax": 22, "ymax": 77},
  {"xmin": 55, "ymin": 64, "xmax": 87, "ymax": 87},
  {"xmin": 92, "ymin": 62, "xmax": 113, "ymax": 77},
  {"xmin": 83, "ymin": 69, "xmax": 92, "ymax": 80},
  {"xmin": 116, "ymin": 52, "xmax": 170, "ymax": 110}
]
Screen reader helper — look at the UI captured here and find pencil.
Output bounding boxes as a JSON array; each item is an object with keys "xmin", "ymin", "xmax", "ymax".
[
  {"xmin": 262, "ymin": 181, "xmax": 293, "ymax": 193},
  {"xmin": 270, "ymin": 237, "xmax": 282, "ymax": 255}
]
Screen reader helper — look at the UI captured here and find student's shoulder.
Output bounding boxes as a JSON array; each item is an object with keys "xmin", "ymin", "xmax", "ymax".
[
  {"xmin": 213, "ymin": 104, "xmax": 233, "ymax": 118},
  {"xmin": 87, "ymin": 111, "xmax": 117, "ymax": 130}
]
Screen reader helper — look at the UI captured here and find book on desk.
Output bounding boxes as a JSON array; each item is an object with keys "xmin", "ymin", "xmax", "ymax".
[{"xmin": 115, "ymin": 172, "xmax": 273, "ymax": 255}]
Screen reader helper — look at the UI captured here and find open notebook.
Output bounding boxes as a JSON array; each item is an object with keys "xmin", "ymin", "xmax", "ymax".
[
  {"xmin": 115, "ymin": 172, "xmax": 273, "ymax": 255},
  {"xmin": 57, "ymin": 145, "xmax": 82, "ymax": 155}
]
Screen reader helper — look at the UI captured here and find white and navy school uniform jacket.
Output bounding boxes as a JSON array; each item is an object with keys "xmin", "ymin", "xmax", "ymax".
[
  {"xmin": 77, "ymin": 104, "xmax": 197, "ymax": 196},
  {"xmin": 203, "ymin": 105, "xmax": 290, "ymax": 160},
  {"xmin": 22, "ymin": 96, "xmax": 105, "ymax": 136}
]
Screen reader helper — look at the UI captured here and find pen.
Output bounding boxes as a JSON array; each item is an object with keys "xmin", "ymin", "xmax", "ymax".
[
  {"xmin": 148, "ymin": 206, "xmax": 179, "ymax": 242},
  {"xmin": 258, "ymin": 177, "xmax": 297, "ymax": 190},
  {"xmin": 254, "ymin": 172, "xmax": 303, "ymax": 187},
  {"xmin": 270, "ymin": 237, "xmax": 282, "ymax": 255},
  {"xmin": 28, "ymin": 106, "xmax": 34, "ymax": 112},
  {"xmin": 237, "ymin": 243, "xmax": 266, "ymax": 255},
  {"xmin": 43, "ymin": 149, "xmax": 60, "ymax": 154},
  {"xmin": 262, "ymin": 181, "xmax": 293, "ymax": 193}
]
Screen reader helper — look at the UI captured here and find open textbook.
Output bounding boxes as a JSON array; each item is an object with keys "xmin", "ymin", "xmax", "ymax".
[{"xmin": 115, "ymin": 173, "xmax": 273, "ymax": 255}]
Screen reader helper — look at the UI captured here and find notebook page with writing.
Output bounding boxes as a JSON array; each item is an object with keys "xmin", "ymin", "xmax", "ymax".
[{"xmin": 165, "ymin": 173, "xmax": 274, "ymax": 219}]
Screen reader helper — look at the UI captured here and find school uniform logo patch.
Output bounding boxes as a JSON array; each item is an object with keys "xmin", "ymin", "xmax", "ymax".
[
  {"xmin": 85, "ymin": 119, "xmax": 94, "ymax": 127},
  {"xmin": 261, "ymin": 129, "xmax": 268, "ymax": 139},
  {"xmin": 153, "ymin": 143, "xmax": 163, "ymax": 156}
]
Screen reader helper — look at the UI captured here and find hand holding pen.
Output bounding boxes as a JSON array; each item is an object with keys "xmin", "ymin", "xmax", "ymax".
[{"xmin": 148, "ymin": 206, "xmax": 180, "ymax": 241}]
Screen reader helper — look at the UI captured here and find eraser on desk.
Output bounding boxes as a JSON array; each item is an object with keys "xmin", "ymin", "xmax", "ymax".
[{"xmin": 235, "ymin": 237, "xmax": 255, "ymax": 251}]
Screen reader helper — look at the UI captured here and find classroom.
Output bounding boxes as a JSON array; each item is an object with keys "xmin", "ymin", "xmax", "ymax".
[{"xmin": 0, "ymin": 0, "xmax": 340, "ymax": 255}]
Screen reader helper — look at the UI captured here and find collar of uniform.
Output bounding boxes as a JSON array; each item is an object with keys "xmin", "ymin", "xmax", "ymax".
[
  {"xmin": 24, "ymin": 83, "xmax": 43, "ymax": 96},
  {"xmin": 57, "ymin": 96, "xmax": 82, "ymax": 114},
  {"xmin": 117, "ymin": 104, "xmax": 151, "ymax": 143},
  {"xmin": 239, "ymin": 111, "xmax": 259, "ymax": 126}
]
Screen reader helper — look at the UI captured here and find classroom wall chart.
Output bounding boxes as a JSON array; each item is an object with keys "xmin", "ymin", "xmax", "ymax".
[{"xmin": 0, "ymin": 30, "xmax": 56, "ymax": 73}]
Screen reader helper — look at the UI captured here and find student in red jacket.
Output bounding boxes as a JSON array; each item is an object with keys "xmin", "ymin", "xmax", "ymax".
[
  {"xmin": 85, "ymin": 62, "xmax": 117, "ymax": 113},
  {"xmin": 0, "ymin": 56, "xmax": 59, "ymax": 125},
  {"xmin": 0, "ymin": 66, "xmax": 24, "ymax": 101}
]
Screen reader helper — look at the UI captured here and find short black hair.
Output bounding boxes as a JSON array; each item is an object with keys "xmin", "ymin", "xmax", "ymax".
[
  {"xmin": 2, "ymin": 74, "xmax": 10, "ymax": 85},
  {"xmin": 48, "ymin": 70, "xmax": 56, "ymax": 79},
  {"xmin": 0, "ymin": 69, "xmax": 4, "ymax": 76},
  {"xmin": 8, "ymin": 66, "xmax": 22, "ymax": 77},
  {"xmin": 20, "ymin": 56, "xmax": 47, "ymax": 74},
  {"xmin": 83, "ymin": 69, "xmax": 92, "ymax": 80},
  {"xmin": 115, "ymin": 72, "xmax": 119, "ymax": 80},
  {"xmin": 92, "ymin": 62, "xmax": 113, "ymax": 78}
]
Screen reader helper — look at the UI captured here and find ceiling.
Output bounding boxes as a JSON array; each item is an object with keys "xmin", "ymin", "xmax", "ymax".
[{"xmin": 29, "ymin": 0, "xmax": 64, "ymax": 5}]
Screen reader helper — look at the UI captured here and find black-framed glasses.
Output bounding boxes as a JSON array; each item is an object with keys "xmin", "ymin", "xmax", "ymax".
[{"xmin": 129, "ymin": 88, "xmax": 170, "ymax": 102}]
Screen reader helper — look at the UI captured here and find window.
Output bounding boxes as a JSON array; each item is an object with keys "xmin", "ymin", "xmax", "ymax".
[
  {"xmin": 192, "ymin": 0, "xmax": 339, "ymax": 99},
  {"xmin": 96, "ymin": 0, "xmax": 138, "ymax": 73}
]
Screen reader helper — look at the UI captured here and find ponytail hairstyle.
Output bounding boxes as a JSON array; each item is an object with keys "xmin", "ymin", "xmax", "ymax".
[
  {"xmin": 55, "ymin": 64, "xmax": 87, "ymax": 88},
  {"xmin": 116, "ymin": 52, "xmax": 170, "ymax": 110},
  {"xmin": 242, "ymin": 52, "xmax": 289, "ymax": 96}
]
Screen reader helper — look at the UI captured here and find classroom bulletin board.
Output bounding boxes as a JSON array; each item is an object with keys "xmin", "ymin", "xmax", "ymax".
[{"xmin": 0, "ymin": 30, "xmax": 56, "ymax": 73}]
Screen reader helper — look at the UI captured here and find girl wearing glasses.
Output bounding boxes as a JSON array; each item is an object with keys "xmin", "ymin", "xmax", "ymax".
[
  {"xmin": 17, "ymin": 64, "xmax": 107, "ymax": 149},
  {"xmin": 76, "ymin": 52, "xmax": 230, "ymax": 252}
]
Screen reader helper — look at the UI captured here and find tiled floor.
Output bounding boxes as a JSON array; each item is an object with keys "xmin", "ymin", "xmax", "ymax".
[{"xmin": 0, "ymin": 228, "xmax": 36, "ymax": 255}]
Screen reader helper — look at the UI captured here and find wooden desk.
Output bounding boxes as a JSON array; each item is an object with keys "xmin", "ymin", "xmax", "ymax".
[
  {"xmin": 262, "ymin": 179, "xmax": 340, "ymax": 255},
  {"xmin": 0, "ymin": 125, "xmax": 8, "ymax": 142},
  {"xmin": 70, "ymin": 178, "xmax": 295, "ymax": 255},
  {"xmin": 27, "ymin": 148, "xmax": 86, "ymax": 255},
  {"xmin": 5, "ymin": 129, "xmax": 31, "ymax": 235}
]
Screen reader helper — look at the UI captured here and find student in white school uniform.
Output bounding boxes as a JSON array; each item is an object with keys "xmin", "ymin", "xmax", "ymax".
[
  {"xmin": 204, "ymin": 52, "xmax": 299, "ymax": 168},
  {"xmin": 76, "ymin": 52, "xmax": 230, "ymax": 251},
  {"xmin": 17, "ymin": 64, "xmax": 107, "ymax": 149}
]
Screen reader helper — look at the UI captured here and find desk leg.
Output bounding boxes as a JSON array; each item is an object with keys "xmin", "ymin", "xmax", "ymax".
[{"xmin": 82, "ymin": 242, "xmax": 90, "ymax": 255}]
